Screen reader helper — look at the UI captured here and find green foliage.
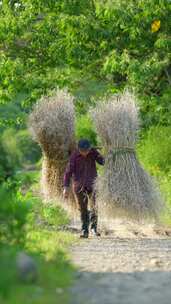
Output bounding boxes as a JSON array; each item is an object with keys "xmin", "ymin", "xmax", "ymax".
[
  {"xmin": 137, "ymin": 126, "xmax": 171, "ymax": 223},
  {"xmin": 1, "ymin": 128, "xmax": 21, "ymax": 169},
  {"xmin": 0, "ymin": 174, "xmax": 75, "ymax": 302},
  {"xmin": 0, "ymin": 128, "xmax": 41, "ymax": 181},
  {"xmin": 137, "ymin": 126, "xmax": 171, "ymax": 173},
  {"xmin": 0, "ymin": 137, "xmax": 12, "ymax": 182},
  {"xmin": 0, "ymin": 246, "xmax": 17, "ymax": 298},
  {"xmin": 159, "ymin": 172, "xmax": 171, "ymax": 226},
  {"xmin": 15, "ymin": 129, "xmax": 41, "ymax": 164},
  {"xmin": 0, "ymin": 0, "xmax": 170, "ymax": 128},
  {"xmin": 40, "ymin": 204, "xmax": 69, "ymax": 227},
  {"xmin": 75, "ymin": 114, "xmax": 97, "ymax": 145},
  {"xmin": 0, "ymin": 183, "xmax": 32, "ymax": 244},
  {"xmin": 14, "ymin": 170, "xmax": 40, "ymax": 192},
  {"xmin": 0, "ymin": 227, "xmax": 74, "ymax": 303},
  {"xmin": 2, "ymin": 128, "xmax": 41, "ymax": 167},
  {"xmin": 159, "ymin": 170, "xmax": 171, "ymax": 207}
]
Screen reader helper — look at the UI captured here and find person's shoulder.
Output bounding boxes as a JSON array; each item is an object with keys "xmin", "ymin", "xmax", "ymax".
[
  {"xmin": 89, "ymin": 147, "xmax": 98, "ymax": 157},
  {"xmin": 70, "ymin": 149, "xmax": 79, "ymax": 159},
  {"xmin": 90, "ymin": 147, "xmax": 98, "ymax": 154}
]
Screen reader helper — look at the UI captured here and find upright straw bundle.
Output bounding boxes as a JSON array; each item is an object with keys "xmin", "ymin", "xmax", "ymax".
[
  {"xmin": 91, "ymin": 91, "xmax": 163, "ymax": 220},
  {"xmin": 29, "ymin": 89, "xmax": 76, "ymax": 202}
]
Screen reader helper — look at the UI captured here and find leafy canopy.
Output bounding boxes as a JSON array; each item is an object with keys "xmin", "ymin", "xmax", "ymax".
[{"xmin": 0, "ymin": 0, "xmax": 171, "ymax": 127}]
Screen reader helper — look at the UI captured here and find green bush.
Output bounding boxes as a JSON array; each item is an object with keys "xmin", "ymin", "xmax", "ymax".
[
  {"xmin": 0, "ymin": 245, "xmax": 19, "ymax": 299},
  {"xmin": 42, "ymin": 204, "xmax": 68, "ymax": 227},
  {"xmin": 138, "ymin": 127, "xmax": 171, "ymax": 222},
  {"xmin": 137, "ymin": 126, "xmax": 171, "ymax": 174},
  {"xmin": 0, "ymin": 128, "xmax": 41, "ymax": 181},
  {"xmin": 0, "ymin": 181, "xmax": 74, "ymax": 302},
  {"xmin": 75, "ymin": 114, "xmax": 97, "ymax": 146},
  {"xmin": 0, "ymin": 138, "xmax": 12, "ymax": 182},
  {"xmin": 16, "ymin": 129, "xmax": 41, "ymax": 165},
  {"xmin": 159, "ymin": 170, "xmax": 171, "ymax": 224},
  {"xmin": 1, "ymin": 129, "xmax": 20, "ymax": 170},
  {"xmin": 0, "ymin": 0, "xmax": 171, "ymax": 130},
  {"xmin": 0, "ymin": 183, "xmax": 32, "ymax": 245}
]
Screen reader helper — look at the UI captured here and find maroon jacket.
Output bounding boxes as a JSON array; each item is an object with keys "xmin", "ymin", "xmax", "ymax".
[{"xmin": 63, "ymin": 148, "xmax": 105, "ymax": 192}]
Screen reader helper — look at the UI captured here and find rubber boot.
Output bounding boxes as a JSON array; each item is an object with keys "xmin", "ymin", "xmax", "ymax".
[
  {"xmin": 90, "ymin": 211, "xmax": 101, "ymax": 237},
  {"xmin": 80, "ymin": 210, "xmax": 89, "ymax": 238}
]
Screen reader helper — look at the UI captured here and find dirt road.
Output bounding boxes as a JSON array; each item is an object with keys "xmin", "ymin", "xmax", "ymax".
[{"xmin": 69, "ymin": 220, "xmax": 171, "ymax": 304}]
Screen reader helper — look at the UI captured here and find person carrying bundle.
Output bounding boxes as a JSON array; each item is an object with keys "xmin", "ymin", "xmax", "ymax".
[{"xmin": 63, "ymin": 139, "xmax": 105, "ymax": 238}]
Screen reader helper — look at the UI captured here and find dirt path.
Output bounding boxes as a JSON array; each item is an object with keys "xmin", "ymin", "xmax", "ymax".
[{"xmin": 69, "ymin": 221, "xmax": 171, "ymax": 304}]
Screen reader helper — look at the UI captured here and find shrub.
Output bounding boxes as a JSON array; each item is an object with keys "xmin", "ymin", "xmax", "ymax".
[
  {"xmin": 16, "ymin": 129, "xmax": 41, "ymax": 165},
  {"xmin": 1, "ymin": 128, "xmax": 41, "ymax": 170},
  {"xmin": 1, "ymin": 128, "xmax": 20, "ymax": 170},
  {"xmin": 0, "ymin": 128, "xmax": 41, "ymax": 183},
  {"xmin": 75, "ymin": 114, "xmax": 97, "ymax": 146},
  {"xmin": 0, "ymin": 138, "xmax": 12, "ymax": 181},
  {"xmin": 137, "ymin": 126, "xmax": 171, "ymax": 174},
  {"xmin": 0, "ymin": 183, "xmax": 32, "ymax": 245}
]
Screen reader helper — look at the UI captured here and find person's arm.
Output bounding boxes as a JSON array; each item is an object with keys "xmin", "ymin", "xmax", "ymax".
[{"xmin": 93, "ymin": 148, "xmax": 105, "ymax": 166}]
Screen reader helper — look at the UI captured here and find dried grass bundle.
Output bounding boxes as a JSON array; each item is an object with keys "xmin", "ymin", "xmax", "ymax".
[
  {"xmin": 91, "ymin": 91, "xmax": 164, "ymax": 220},
  {"xmin": 29, "ymin": 89, "xmax": 76, "ymax": 204}
]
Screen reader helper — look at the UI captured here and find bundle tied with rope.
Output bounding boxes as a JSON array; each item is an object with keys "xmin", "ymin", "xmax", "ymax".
[
  {"xmin": 29, "ymin": 89, "xmax": 76, "ymax": 209},
  {"xmin": 90, "ymin": 91, "xmax": 164, "ymax": 220}
]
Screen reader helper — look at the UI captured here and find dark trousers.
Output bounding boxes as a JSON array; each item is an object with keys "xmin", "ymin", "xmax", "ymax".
[{"xmin": 74, "ymin": 188, "xmax": 98, "ymax": 232}]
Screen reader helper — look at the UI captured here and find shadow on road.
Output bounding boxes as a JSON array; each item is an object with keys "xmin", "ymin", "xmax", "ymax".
[{"xmin": 69, "ymin": 270, "xmax": 171, "ymax": 304}]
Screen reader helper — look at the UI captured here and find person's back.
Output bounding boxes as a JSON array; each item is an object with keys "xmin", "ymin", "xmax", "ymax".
[{"xmin": 63, "ymin": 139, "xmax": 104, "ymax": 238}]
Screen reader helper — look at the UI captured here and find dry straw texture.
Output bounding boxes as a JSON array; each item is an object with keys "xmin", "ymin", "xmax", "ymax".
[
  {"xmin": 29, "ymin": 89, "xmax": 76, "ymax": 206},
  {"xmin": 91, "ymin": 91, "xmax": 164, "ymax": 220}
]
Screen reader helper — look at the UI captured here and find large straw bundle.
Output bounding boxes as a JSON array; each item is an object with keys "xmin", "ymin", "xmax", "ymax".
[
  {"xmin": 91, "ymin": 91, "xmax": 163, "ymax": 220},
  {"xmin": 29, "ymin": 89, "xmax": 76, "ymax": 204}
]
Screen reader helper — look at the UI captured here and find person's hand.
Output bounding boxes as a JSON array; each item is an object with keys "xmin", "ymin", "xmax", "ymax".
[{"xmin": 63, "ymin": 187, "xmax": 69, "ymax": 199}]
